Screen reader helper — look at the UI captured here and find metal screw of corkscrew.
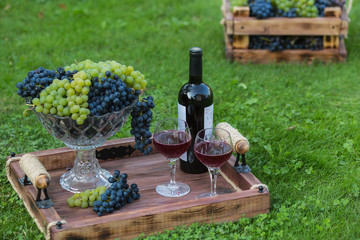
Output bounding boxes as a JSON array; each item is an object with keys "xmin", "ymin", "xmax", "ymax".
[{"xmin": 234, "ymin": 152, "xmax": 251, "ymax": 174}]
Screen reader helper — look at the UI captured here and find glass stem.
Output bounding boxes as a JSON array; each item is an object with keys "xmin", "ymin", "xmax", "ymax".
[
  {"xmin": 209, "ymin": 168, "xmax": 219, "ymax": 195},
  {"xmin": 168, "ymin": 158, "xmax": 177, "ymax": 186}
]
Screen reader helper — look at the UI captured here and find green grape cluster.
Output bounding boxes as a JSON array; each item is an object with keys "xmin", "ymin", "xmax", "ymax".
[
  {"xmin": 270, "ymin": 0, "xmax": 318, "ymax": 17},
  {"xmin": 294, "ymin": 0, "xmax": 318, "ymax": 17},
  {"xmin": 64, "ymin": 59, "xmax": 147, "ymax": 90},
  {"xmin": 272, "ymin": 0, "xmax": 291, "ymax": 11},
  {"xmin": 67, "ymin": 186, "xmax": 107, "ymax": 208},
  {"xmin": 31, "ymin": 75, "xmax": 91, "ymax": 125}
]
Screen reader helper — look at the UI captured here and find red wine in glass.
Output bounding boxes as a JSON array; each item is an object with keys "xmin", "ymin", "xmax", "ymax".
[
  {"xmin": 153, "ymin": 130, "xmax": 191, "ymax": 159},
  {"xmin": 194, "ymin": 127, "xmax": 233, "ymax": 198},
  {"xmin": 194, "ymin": 141, "xmax": 233, "ymax": 168},
  {"xmin": 153, "ymin": 118, "xmax": 192, "ymax": 198}
]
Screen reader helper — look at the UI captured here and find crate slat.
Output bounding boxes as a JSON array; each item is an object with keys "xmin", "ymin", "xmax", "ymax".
[
  {"xmin": 340, "ymin": 9, "xmax": 349, "ymax": 36},
  {"xmin": 233, "ymin": 7, "xmax": 250, "ymax": 49},
  {"xmin": 230, "ymin": 38, "xmax": 346, "ymax": 64},
  {"xmin": 232, "ymin": 17, "xmax": 341, "ymax": 36}
]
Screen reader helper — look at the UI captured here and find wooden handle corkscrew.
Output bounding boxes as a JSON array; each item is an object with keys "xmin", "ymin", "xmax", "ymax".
[
  {"xmin": 215, "ymin": 122, "xmax": 249, "ymax": 154},
  {"xmin": 19, "ymin": 154, "xmax": 53, "ymax": 208},
  {"xmin": 19, "ymin": 154, "xmax": 51, "ymax": 189}
]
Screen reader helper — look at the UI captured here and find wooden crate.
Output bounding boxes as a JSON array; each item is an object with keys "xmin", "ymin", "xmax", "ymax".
[
  {"xmin": 221, "ymin": 0, "xmax": 349, "ymax": 63},
  {"xmin": 6, "ymin": 137, "xmax": 270, "ymax": 240}
]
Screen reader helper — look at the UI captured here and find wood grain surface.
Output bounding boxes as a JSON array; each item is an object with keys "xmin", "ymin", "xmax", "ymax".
[{"xmin": 232, "ymin": 17, "xmax": 342, "ymax": 36}]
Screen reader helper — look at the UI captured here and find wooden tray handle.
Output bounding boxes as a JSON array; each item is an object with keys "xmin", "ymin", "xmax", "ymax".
[{"xmin": 215, "ymin": 122, "xmax": 249, "ymax": 154}]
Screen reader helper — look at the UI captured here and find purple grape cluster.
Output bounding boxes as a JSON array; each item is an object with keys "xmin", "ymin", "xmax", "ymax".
[
  {"xmin": 276, "ymin": 8, "xmax": 297, "ymax": 17},
  {"xmin": 88, "ymin": 75, "xmax": 140, "ymax": 116},
  {"xmin": 249, "ymin": 36, "xmax": 324, "ymax": 51},
  {"xmin": 93, "ymin": 170, "xmax": 140, "ymax": 217},
  {"xmin": 315, "ymin": 0, "xmax": 328, "ymax": 16},
  {"xmin": 130, "ymin": 96, "xmax": 155, "ymax": 155},
  {"xmin": 249, "ymin": 0, "xmax": 275, "ymax": 19},
  {"xmin": 15, "ymin": 67, "xmax": 74, "ymax": 99}
]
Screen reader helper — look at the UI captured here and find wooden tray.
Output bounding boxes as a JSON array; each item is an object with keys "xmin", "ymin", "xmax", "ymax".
[{"xmin": 6, "ymin": 137, "xmax": 270, "ymax": 240}]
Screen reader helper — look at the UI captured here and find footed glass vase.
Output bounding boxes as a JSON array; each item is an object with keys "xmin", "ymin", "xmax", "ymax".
[{"xmin": 32, "ymin": 99, "xmax": 137, "ymax": 193}]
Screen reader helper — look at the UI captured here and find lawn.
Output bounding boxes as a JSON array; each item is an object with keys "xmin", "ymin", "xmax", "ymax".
[{"xmin": 1, "ymin": 0, "xmax": 360, "ymax": 239}]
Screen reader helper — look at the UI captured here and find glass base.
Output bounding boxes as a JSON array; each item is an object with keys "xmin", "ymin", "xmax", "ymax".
[
  {"xmin": 197, "ymin": 188, "xmax": 233, "ymax": 199},
  {"xmin": 156, "ymin": 182, "xmax": 190, "ymax": 197},
  {"xmin": 198, "ymin": 192, "xmax": 217, "ymax": 199},
  {"xmin": 60, "ymin": 168, "xmax": 111, "ymax": 193}
]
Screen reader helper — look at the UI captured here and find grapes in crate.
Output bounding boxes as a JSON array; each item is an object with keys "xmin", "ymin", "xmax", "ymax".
[
  {"xmin": 249, "ymin": 0, "xmax": 275, "ymax": 19},
  {"xmin": 249, "ymin": 36, "xmax": 324, "ymax": 51},
  {"xmin": 230, "ymin": 0, "xmax": 346, "ymax": 18}
]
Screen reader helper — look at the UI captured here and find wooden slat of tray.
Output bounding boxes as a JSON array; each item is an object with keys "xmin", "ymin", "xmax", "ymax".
[
  {"xmin": 11, "ymin": 138, "xmax": 147, "ymax": 171},
  {"xmin": 7, "ymin": 138, "xmax": 270, "ymax": 240}
]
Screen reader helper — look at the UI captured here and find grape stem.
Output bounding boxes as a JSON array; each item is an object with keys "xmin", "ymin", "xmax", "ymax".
[
  {"xmin": 25, "ymin": 104, "xmax": 35, "ymax": 110},
  {"xmin": 260, "ymin": 37, "xmax": 271, "ymax": 42}
]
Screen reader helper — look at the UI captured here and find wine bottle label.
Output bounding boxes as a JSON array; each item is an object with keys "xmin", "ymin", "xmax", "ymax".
[
  {"xmin": 178, "ymin": 103, "xmax": 213, "ymax": 162},
  {"xmin": 178, "ymin": 103, "xmax": 186, "ymax": 130},
  {"xmin": 178, "ymin": 103, "xmax": 188, "ymax": 161},
  {"xmin": 204, "ymin": 104, "xmax": 213, "ymax": 129}
]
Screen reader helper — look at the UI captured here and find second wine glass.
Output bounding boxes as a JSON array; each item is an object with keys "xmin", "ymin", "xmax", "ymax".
[
  {"xmin": 153, "ymin": 118, "xmax": 191, "ymax": 197},
  {"xmin": 194, "ymin": 128, "xmax": 233, "ymax": 198}
]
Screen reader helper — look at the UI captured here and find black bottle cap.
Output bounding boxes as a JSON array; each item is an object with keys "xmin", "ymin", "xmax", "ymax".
[
  {"xmin": 189, "ymin": 47, "xmax": 202, "ymax": 81},
  {"xmin": 190, "ymin": 47, "xmax": 202, "ymax": 58}
]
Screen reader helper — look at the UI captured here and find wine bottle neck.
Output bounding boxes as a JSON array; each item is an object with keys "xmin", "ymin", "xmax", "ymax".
[{"xmin": 189, "ymin": 57, "xmax": 202, "ymax": 84}]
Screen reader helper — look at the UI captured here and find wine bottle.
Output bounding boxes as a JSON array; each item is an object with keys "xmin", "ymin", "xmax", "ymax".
[{"xmin": 178, "ymin": 47, "xmax": 213, "ymax": 174}]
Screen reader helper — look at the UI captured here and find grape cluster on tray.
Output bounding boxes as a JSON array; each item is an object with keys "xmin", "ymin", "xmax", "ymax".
[
  {"xmin": 67, "ymin": 170, "xmax": 140, "ymax": 216},
  {"xmin": 230, "ymin": 0, "xmax": 345, "ymax": 18},
  {"xmin": 16, "ymin": 59, "xmax": 154, "ymax": 155}
]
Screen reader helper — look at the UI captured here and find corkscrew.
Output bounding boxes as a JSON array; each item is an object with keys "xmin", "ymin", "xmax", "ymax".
[
  {"xmin": 18, "ymin": 154, "xmax": 53, "ymax": 208},
  {"xmin": 215, "ymin": 122, "xmax": 251, "ymax": 173}
]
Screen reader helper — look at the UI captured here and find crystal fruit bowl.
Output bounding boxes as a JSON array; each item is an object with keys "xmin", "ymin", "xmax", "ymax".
[{"xmin": 32, "ymin": 98, "xmax": 137, "ymax": 193}]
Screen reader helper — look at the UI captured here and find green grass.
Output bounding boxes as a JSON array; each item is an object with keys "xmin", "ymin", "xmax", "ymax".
[{"xmin": 1, "ymin": 0, "xmax": 360, "ymax": 239}]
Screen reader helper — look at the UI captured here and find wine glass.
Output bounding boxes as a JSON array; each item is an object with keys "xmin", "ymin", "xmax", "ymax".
[
  {"xmin": 153, "ymin": 118, "xmax": 191, "ymax": 197},
  {"xmin": 194, "ymin": 128, "xmax": 233, "ymax": 198}
]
